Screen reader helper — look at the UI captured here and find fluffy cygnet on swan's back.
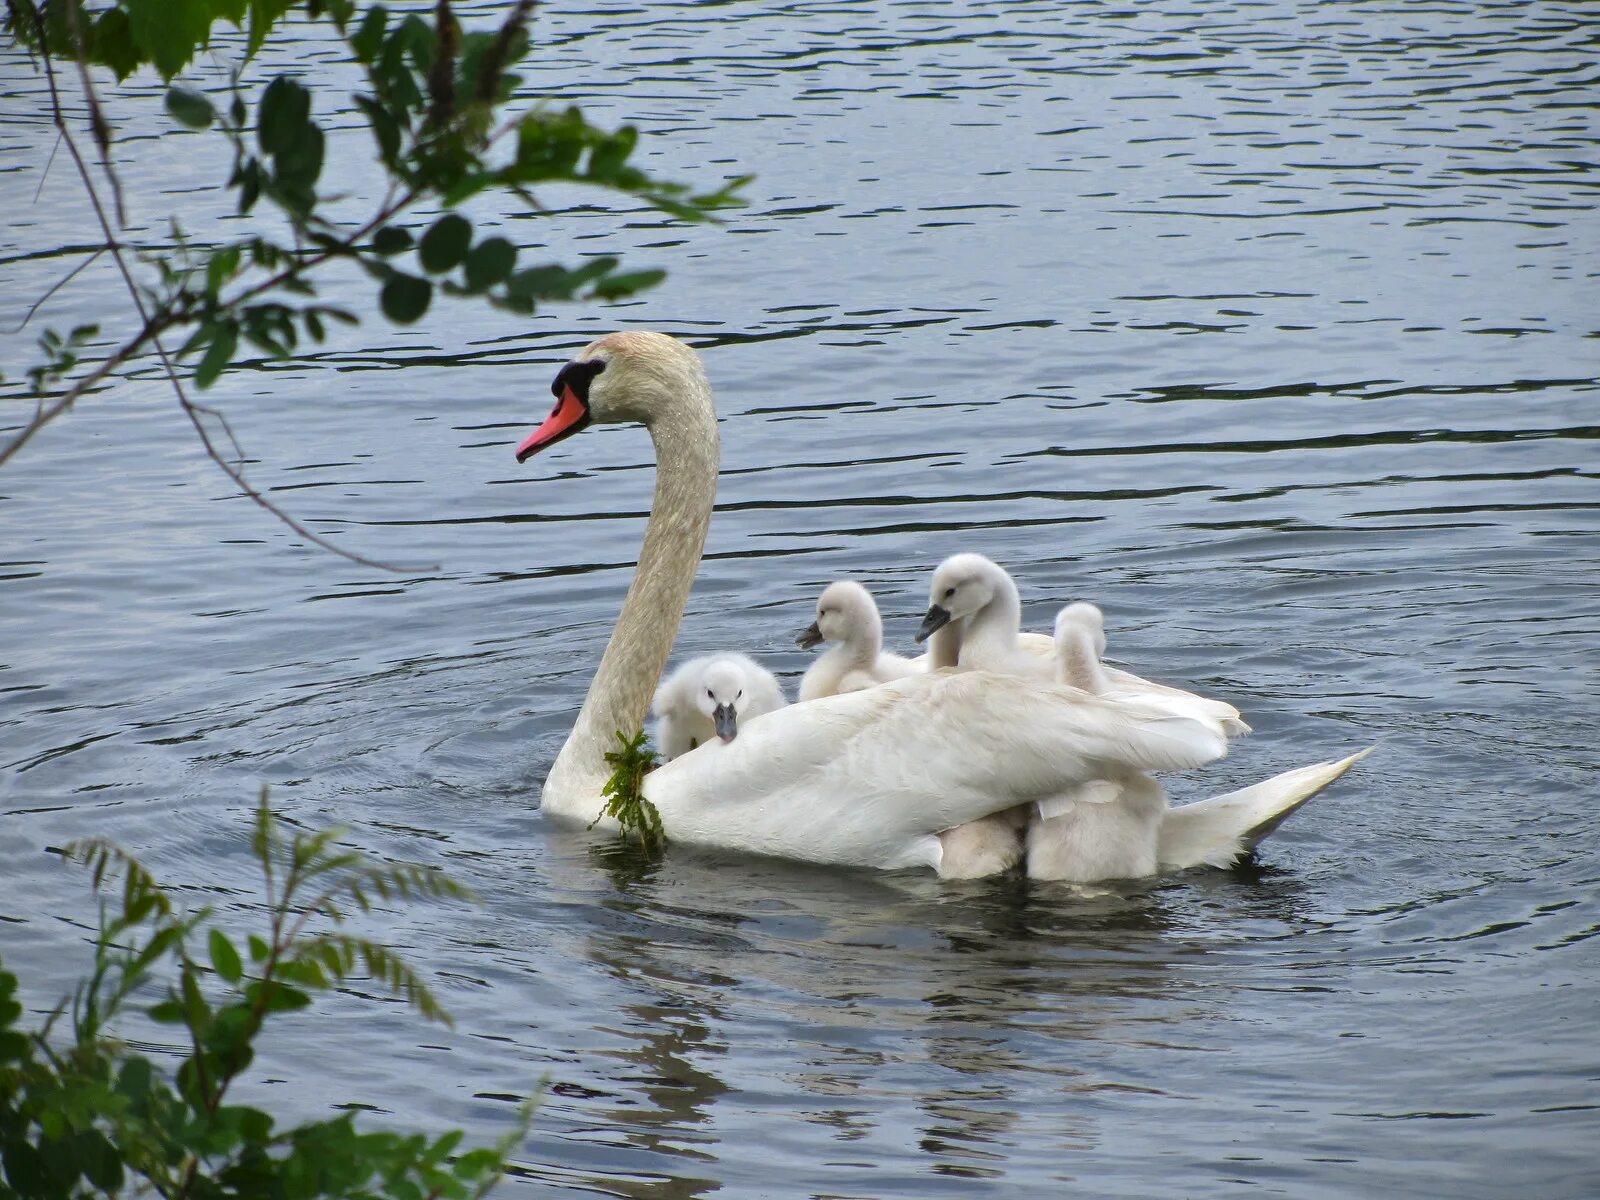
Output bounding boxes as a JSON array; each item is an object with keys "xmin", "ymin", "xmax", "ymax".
[
  {"xmin": 914, "ymin": 552, "xmax": 1054, "ymax": 679},
  {"xmin": 796, "ymin": 581, "xmax": 918, "ymax": 701},
  {"xmin": 652, "ymin": 653, "xmax": 786, "ymax": 760},
  {"xmin": 1054, "ymin": 601, "xmax": 1250, "ymax": 738}
]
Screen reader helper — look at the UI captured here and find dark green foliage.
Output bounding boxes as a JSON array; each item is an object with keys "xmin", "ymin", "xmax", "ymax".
[
  {"xmin": 165, "ymin": 87, "xmax": 214, "ymax": 130},
  {"xmin": 0, "ymin": 789, "xmax": 532, "ymax": 1199},
  {"xmin": 4, "ymin": 0, "xmax": 746, "ymax": 404},
  {"xmin": 26, "ymin": 325, "xmax": 100, "ymax": 394},
  {"xmin": 593, "ymin": 730, "xmax": 666, "ymax": 855}
]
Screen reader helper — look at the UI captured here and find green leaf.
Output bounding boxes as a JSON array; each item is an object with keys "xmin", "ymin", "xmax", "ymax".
[
  {"xmin": 91, "ymin": 10, "xmax": 142, "ymax": 80},
  {"xmin": 351, "ymin": 5, "xmax": 388, "ymax": 62},
  {"xmin": 126, "ymin": 0, "xmax": 215, "ymax": 80},
  {"xmin": 166, "ymin": 86, "xmax": 215, "ymax": 129},
  {"xmin": 117, "ymin": 1057, "xmax": 155, "ymax": 1104},
  {"xmin": 507, "ymin": 265, "xmax": 575, "ymax": 302},
  {"xmin": 381, "ymin": 273, "xmax": 432, "ymax": 324},
  {"xmin": 79, "ymin": 1130, "xmax": 123, "ymax": 1191},
  {"xmin": 0, "ymin": 1030, "xmax": 28, "ymax": 1062},
  {"xmin": 463, "ymin": 237, "xmax": 516, "ymax": 292},
  {"xmin": 180, "ymin": 962, "xmax": 211, "ymax": 1031},
  {"xmin": 372, "ymin": 225, "xmax": 413, "ymax": 256},
  {"xmin": 593, "ymin": 729, "xmax": 665, "ymax": 853},
  {"xmin": 2, "ymin": 1140, "xmax": 49, "ymax": 1196},
  {"xmin": 280, "ymin": 115, "xmax": 326, "ymax": 179},
  {"xmin": 258, "ymin": 76, "xmax": 311, "ymax": 157},
  {"xmin": 355, "ymin": 93, "xmax": 403, "ymax": 166},
  {"xmin": 209, "ymin": 929, "xmax": 243, "ymax": 984},
  {"xmin": 206, "ymin": 244, "xmax": 242, "ymax": 297},
  {"xmin": 194, "ymin": 322, "xmax": 238, "ymax": 389},
  {"xmin": 147, "ymin": 1000, "xmax": 185, "ymax": 1024},
  {"xmin": 245, "ymin": 980, "xmax": 311, "ymax": 1013},
  {"xmin": 248, "ymin": 934, "xmax": 271, "ymax": 962},
  {"xmin": 247, "ymin": 0, "xmax": 296, "ymax": 59},
  {"xmin": 418, "ymin": 214, "xmax": 471, "ymax": 274},
  {"xmin": 590, "ymin": 268, "xmax": 666, "ymax": 301}
]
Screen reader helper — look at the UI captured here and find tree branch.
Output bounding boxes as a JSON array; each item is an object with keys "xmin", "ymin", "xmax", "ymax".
[{"xmin": 16, "ymin": 14, "xmax": 433, "ymax": 573}]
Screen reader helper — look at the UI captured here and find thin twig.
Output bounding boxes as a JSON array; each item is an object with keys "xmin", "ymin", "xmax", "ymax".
[
  {"xmin": 0, "ymin": 330, "xmax": 151, "ymax": 468},
  {"xmin": 7, "ymin": 247, "xmax": 104, "ymax": 334},
  {"xmin": 63, "ymin": 0, "xmax": 127, "ymax": 228},
  {"xmin": 32, "ymin": 130, "xmax": 63, "ymax": 204}
]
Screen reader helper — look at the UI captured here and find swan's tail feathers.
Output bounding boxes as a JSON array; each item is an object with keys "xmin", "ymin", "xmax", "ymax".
[{"xmin": 1157, "ymin": 747, "xmax": 1375, "ymax": 871}]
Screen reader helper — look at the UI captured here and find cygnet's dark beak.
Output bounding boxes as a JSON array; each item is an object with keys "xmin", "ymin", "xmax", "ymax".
[
  {"xmin": 915, "ymin": 604, "xmax": 952, "ymax": 643},
  {"xmin": 712, "ymin": 703, "xmax": 738, "ymax": 743},
  {"xmin": 796, "ymin": 621, "xmax": 823, "ymax": 650}
]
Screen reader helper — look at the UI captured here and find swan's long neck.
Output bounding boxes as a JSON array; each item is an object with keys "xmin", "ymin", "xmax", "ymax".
[{"xmin": 544, "ymin": 379, "xmax": 718, "ymax": 811}]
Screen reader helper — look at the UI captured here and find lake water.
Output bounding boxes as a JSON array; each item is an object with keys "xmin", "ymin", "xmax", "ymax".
[{"xmin": 2, "ymin": 0, "xmax": 1597, "ymax": 1195}]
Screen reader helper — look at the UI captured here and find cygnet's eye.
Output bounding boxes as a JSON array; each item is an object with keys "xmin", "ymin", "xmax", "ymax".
[
  {"xmin": 943, "ymin": 587, "xmax": 956, "ymax": 600},
  {"xmin": 736, "ymin": 690, "xmax": 743, "ymax": 699},
  {"xmin": 706, "ymin": 687, "xmax": 714, "ymax": 698}
]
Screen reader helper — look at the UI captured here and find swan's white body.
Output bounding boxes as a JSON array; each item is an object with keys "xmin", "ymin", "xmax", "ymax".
[
  {"xmin": 798, "ymin": 581, "xmax": 918, "ymax": 701},
  {"xmin": 653, "ymin": 653, "xmax": 786, "ymax": 759},
  {"xmin": 517, "ymin": 332, "xmax": 1371, "ymax": 876}
]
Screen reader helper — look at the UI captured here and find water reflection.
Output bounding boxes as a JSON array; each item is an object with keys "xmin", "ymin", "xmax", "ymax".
[{"xmin": 534, "ymin": 839, "xmax": 1331, "ymax": 1192}]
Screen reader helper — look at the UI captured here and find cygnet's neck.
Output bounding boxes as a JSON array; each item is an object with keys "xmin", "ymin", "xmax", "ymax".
[
  {"xmin": 844, "ymin": 610, "xmax": 884, "ymax": 667},
  {"xmin": 1057, "ymin": 627, "xmax": 1108, "ymax": 692},
  {"xmin": 544, "ymin": 371, "xmax": 719, "ymax": 811},
  {"xmin": 958, "ymin": 574, "xmax": 1026, "ymax": 670}
]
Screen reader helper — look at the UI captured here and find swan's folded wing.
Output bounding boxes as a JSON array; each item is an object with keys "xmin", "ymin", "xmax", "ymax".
[
  {"xmin": 1018, "ymin": 630, "xmax": 1056, "ymax": 660},
  {"xmin": 645, "ymin": 670, "xmax": 1227, "ymax": 870},
  {"xmin": 1101, "ymin": 665, "xmax": 1251, "ymax": 738}
]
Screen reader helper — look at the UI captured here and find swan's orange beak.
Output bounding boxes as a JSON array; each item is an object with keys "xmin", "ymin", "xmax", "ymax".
[{"xmin": 515, "ymin": 385, "xmax": 591, "ymax": 462}]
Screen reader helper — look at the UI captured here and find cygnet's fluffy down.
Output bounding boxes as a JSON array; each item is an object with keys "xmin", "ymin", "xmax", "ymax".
[
  {"xmin": 1026, "ymin": 773, "xmax": 1168, "ymax": 882},
  {"xmin": 796, "ymin": 581, "xmax": 918, "ymax": 701},
  {"xmin": 1054, "ymin": 601, "xmax": 1250, "ymax": 738},
  {"xmin": 913, "ymin": 552, "xmax": 1050, "ymax": 876},
  {"xmin": 1027, "ymin": 604, "xmax": 1168, "ymax": 882},
  {"xmin": 915, "ymin": 552, "xmax": 1053, "ymax": 678},
  {"xmin": 652, "ymin": 653, "xmax": 786, "ymax": 760}
]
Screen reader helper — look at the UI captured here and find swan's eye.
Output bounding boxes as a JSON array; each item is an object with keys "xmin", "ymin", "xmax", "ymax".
[
  {"xmin": 943, "ymin": 587, "xmax": 955, "ymax": 600},
  {"xmin": 736, "ymin": 690, "xmax": 743, "ymax": 699},
  {"xmin": 706, "ymin": 688, "xmax": 714, "ymax": 698}
]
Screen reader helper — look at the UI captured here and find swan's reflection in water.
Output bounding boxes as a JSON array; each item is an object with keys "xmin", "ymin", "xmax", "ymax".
[{"xmin": 528, "ymin": 826, "xmax": 1311, "ymax": 1194}]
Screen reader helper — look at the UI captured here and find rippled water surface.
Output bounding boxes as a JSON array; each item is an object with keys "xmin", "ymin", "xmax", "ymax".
[{"xmin": 2, "ymin": 0, "xmax": 1597, "ymax": 1195}]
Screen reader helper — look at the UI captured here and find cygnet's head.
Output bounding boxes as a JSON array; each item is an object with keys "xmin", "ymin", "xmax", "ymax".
[
  {"xmin": 796, "ymin": 580, "xmax": 879, "ymax": 650},
  {"xmin": 515, "ymin": 331, "xmax": 709, "ymax": 461},
  {"xmin": 696, "ymin": 658, "xmax": 750, "ymax": 743},
  {"xmin": 915, "ymin": 553, "xmax": 1009, "ymax": 643},
  {"xmin": 1054, "ymin": 602, "xmax": 1107, "ymax": 659}
]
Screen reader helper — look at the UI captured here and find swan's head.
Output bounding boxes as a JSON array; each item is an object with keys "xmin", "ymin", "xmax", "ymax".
[
  {"xmin": 514, "ymin": 331, "xmax": 709, "ymax": 461},
  {"xmin": 1054, "ymin": 602, "xmax": 1107, "ymax": 659},
  {"xmin": 916, "ymin": 553, "xmax": 1009, "ymax": 642},
  {"xmin": 797, "ymin": 580, "xmax": 879, "ymax": 650},
  {"xmin": 697, "ymin": 658, "xmax": 750, "ymax": 743}
]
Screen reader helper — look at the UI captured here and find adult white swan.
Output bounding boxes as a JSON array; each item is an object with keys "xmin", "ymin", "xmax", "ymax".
[{"xmin": 514, "ymin": 331, "xmax": 1370, "ymax": 874}]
